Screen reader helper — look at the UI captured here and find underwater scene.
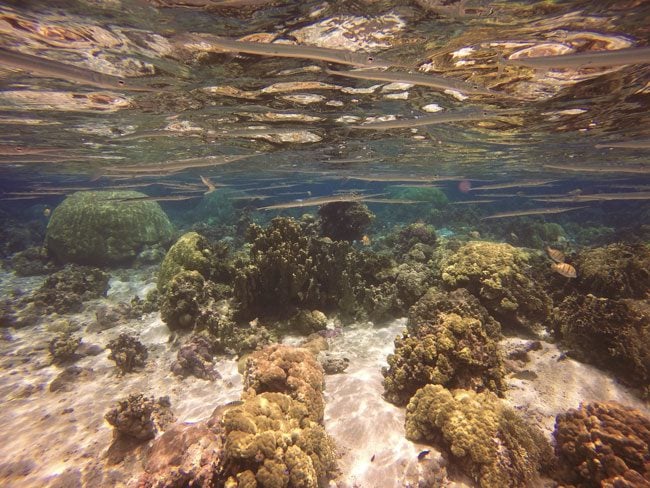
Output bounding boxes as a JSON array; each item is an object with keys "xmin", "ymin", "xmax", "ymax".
[{"xmin": 0, "ymin": 0, "xmax": 649, "ymax": 486}]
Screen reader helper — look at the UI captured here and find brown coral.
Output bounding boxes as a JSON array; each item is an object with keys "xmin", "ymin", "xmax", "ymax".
[
  {"xmin": 552, "ymin": 401, "xmax": 650, "ymax": 487},
  {"xmin": 244, "ymin": 344, "xmax": 325, "ymax": 422}
]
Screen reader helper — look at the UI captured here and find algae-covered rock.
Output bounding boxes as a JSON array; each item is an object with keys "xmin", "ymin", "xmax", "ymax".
[
  {"xmin": 157, "ymin": 232, "xmax": 213, "ymax": 293},
  {"xmin": 440, "ymin": 241, "xmax": 551, "ymax": 333},
  {"xmin": 552, "ymin": 401, "xmax": 650, "ymax": 487},
  {"xmin": 405, "ymin": 385, "xmax": 551, "ymax": 488},
  {"xmin": 45, "ymin": 191, "xmax": 174, "ymax": 266}
]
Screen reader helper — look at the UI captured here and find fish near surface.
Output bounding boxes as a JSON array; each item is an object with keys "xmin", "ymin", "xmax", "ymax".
[{"xmin": 551, "ymin": 262, "xmax": 576, "ymax": 278}]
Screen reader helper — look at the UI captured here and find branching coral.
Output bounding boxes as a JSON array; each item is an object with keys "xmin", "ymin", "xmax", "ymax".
[
  {"xmin": 552, "ymin": 401, "xmax": 650, "ymax": 487},
  {"xmin": 440, "ymin": 241, "xmax": 551, "ymax": 333},
  {"xmin": 105, "ymin": 393, "xmax": 175, "ymax": 441},
  {"xmin": 106, "ymin": 333, "xmax": 148, "ymax": 373},
  {"xmin": 405, "ymin": 385, "xmax": 551, "ymax": 487}
]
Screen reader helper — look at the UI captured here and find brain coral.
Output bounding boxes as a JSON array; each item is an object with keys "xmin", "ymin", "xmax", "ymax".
[
  {"xmin": 45, "ymin": 190, "xmax": 174, "ymax": 265},
  {"xmin": 405, "ymin": 384, "xmax": 551, "ymax": 488},
  {"xmin": 552, "ymin": 401, "xmax": 650, "ymax": 487},
  {"xmin": 157, "ymin": 232, "xmax": 214, "ymax": 293},
  {"xmin": 440, "ymin": 241, "xmax": 551, "ymax": 333}
]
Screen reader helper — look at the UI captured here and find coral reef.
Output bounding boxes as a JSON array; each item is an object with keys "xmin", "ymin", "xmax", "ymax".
[
  {"xmin": 383, "ymin": 307, "xmax": 505, "ymax": 406},
  {"xmin": 553, "ymin": 294, "xmax": 650, "ymax": 389},
  {"xmin": 243, "ymin": 344, "xmax": 326, "ymax": 422},
  {"xmin": 233, "ymin": 217, "xmax": 359, "ymax": 318},
  {"xmin": 574, "ymin": 243, "xmax": 650, "ymax": 299},
  {"xmin": 105, "ymin": 394, "xmax": 175, "ymax": 441},
  {"xmin": 48, "ymin": 332, "xmax": 81, "ymax": 364},
  {"xmin": 157, "ymin": 232, "xmax": 215, "ymax": 293},
  {"xmin": 170, "ymin": 335, "xmax": 220, "ymax": 381},
  {"xmin": 27, "ymin": 264, "xmax": 109, "ymax": 315},
  {"xmin": 45, "ymin": 190, "xmax": 174, "ymax": 266},
  {"xmin": 405, "ymin": 384, "xmax": 551, "ymax": 488},
  {"xmin": 318, "ymin": 201, "xmax": 374, "ymax": 242},
  {"xmin": 393, "ymin": 222, "xmax": 437, "ymax": 256},
  {"xmin": 552, "ymin": 401, "xmax": 650, "ymax": 487},
  {"xmin": 11, "ymin": 246, "xmax": 57, "ymax": 276},
  {"xmin": 439, "ymin": 241, "xmax": 551, "ymax": 333},
  {"xmin": 106, "ymin": 333, "xmax": 148, "ymax": 374},
  {"xmin": 393, "ymin": 261, "xmax": 435, "ymax": 308}
]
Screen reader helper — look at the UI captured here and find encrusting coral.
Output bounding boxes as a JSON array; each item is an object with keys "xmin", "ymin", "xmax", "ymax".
[
  {"xmin": 383, "ymin": 287, "xmax": 504, "ymax": 406},
  {"xmin": 552, "ymin": 401, "xmax": 650, "ymax": 487},
  {"xmin": 106, "ymin": 333, "xmax": 148, "ymax": 373},
  {"xmin": 405, "ymin": 384, "xmax": 551, "ymax": 488},
  {"xmin": 439, "ymin": 240, "xmax": 551, "ymax": 333}
]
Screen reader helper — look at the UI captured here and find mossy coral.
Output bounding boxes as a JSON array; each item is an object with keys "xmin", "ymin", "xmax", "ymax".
[
  {"xmin": 45, "ymin": 190, "xmax": 174, "ymax": 265},
  {"xmin": 405, "ymin": 384, "xmax": 551, "ymax": 487},
  {"xmin": 553, "ymin": 294, "xmax": 650, "ymax": 389},
  {"xmin": 574, "ymin": 243, "xmax": 650, "ymax": 299},
  {"xmin": 552, "ymin": 401, "xmax": 650, "ymax": 487},
  {"xmin": 440, "ymin": 241, "xmax": 551, "ymax": 333}
]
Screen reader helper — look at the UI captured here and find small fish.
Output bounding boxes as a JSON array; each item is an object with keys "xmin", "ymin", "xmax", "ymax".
[
  {"xmin": 418, "ymin": 450, "xmax": 431, "ymax": 461},
  {"xmin": 200, "ymin": 175, "xmax": 217, "ymax": 194},
  {"xmin": 360, "ymin": 235, "xmax": 371, "ymax": 246},
  {"xmin": 551, "ymin": 262, "xmax": 577, "ymax": 278},
  {"xmin": 370, "ymin": 454, "xmax": 376, "ymax": 462},
  {"xmin": 545, "ymin": 246, "xmax": 565, "ymax": 263},
  {"xmin": 43, "ymin": 207, "xmax": 51, "ymax": 217}
]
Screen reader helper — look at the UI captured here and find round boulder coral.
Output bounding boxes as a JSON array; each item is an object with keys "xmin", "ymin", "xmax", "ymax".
[
  {"xmin": 552, "ymin": 401, "xmax": 650, "ymax": 487},
  {"xmin": 45, "ymin": 191, "xmax": 174, "ymax": 265},
  {"xmin": 440, "ymin": 241, "xmax": 551, "ymax": 333},
  {"xmin": 405, "ymin": 385, "xmax": 551, "ymax": 488},
  {"xmin": 157, "ymin": 232, "xmax": 214, "ymax": 293}
]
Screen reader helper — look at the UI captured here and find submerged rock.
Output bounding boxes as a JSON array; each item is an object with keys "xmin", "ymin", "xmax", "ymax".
[
  {"xmin": 105, "ymin": 393, "xmax": 175, "ymax": 441},
  {"xmin": 45, "ymin": 190, "xmax": 174, "ymax": 266}
]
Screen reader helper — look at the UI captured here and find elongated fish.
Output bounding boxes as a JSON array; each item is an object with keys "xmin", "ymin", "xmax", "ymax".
[
  {"xmin": 595, "ymin": 139, "xmax": 650, "ymax": 149},
  {"xmin": 505, "ymin": 45, "xmax": 650, "ymax": 69},
  {"xmin": 470, "ymin": 179, "xmax": 557, "ymax": 191},
  {"xmin": 481, "ymin": 206, "xmax": 587, "ymax": 220},
  {"xmin": 258, "ymin": 193, "xmax": 377, "ymax": 210},
  {"xmin": 361, "ymin": 198, "xmax": 429, "ymax": 204},
  {"xmin": 174, "ymin": 33, "xmax": 395, "ymax": 68},
  {"xmin": 0, "ymin": 47, "xmax": 154, "ymax": 92},
  {"xmin": 345, "ymin": 175, "xmax": 460, "ymax": 183},
  {"xmin": 543, "ymin": 163, "xmax": 649, "ymax": 174},
  {"xmin": 534, "ymin": 191, "xmax": 650, "ymax": 203},
  {"xmin": 113, "ymin": 194, "xmax": 203, "ymax": 202},
  {"xmin": 348, "ymin": 110, "xmax": 502, "ymax": 130},
  {"xmin": 0, "ymin": 145, "xmax": 68, "ymax": 156},
  {"xmin": 200, "ymin": 175, "xmax": 217, "ymax": 194},
  {"xmin": 325, "ymin": 68, "xmax": 498, "ymax": 96},
  {"xmin": 104, "ymin": 154, "xmax": 252, "ymax": 174}
]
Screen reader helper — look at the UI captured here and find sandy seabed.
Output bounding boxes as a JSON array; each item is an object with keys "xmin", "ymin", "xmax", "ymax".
[{"xmin": 0, "ymin": 268, "xmax": 647, "ymax": 488}]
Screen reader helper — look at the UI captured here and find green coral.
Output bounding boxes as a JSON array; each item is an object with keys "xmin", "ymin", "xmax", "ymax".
[
  {"xmin": 157, "ymin": 232, "xmax": 214, "ymax": 293},
  {"xmin": 45, "ymin": 190, "xmax": 174, "ymax": 265},
  {"xmin": 439, "ymin": 241, "xmax": 551, "ymax": 333},
  {"xmin": 574, "ymin": 243, "xmax": 650, "ymax": 299},
  {"xmin": 405, "ymin": 385, "xmax": 551, "ymax": 488}
]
